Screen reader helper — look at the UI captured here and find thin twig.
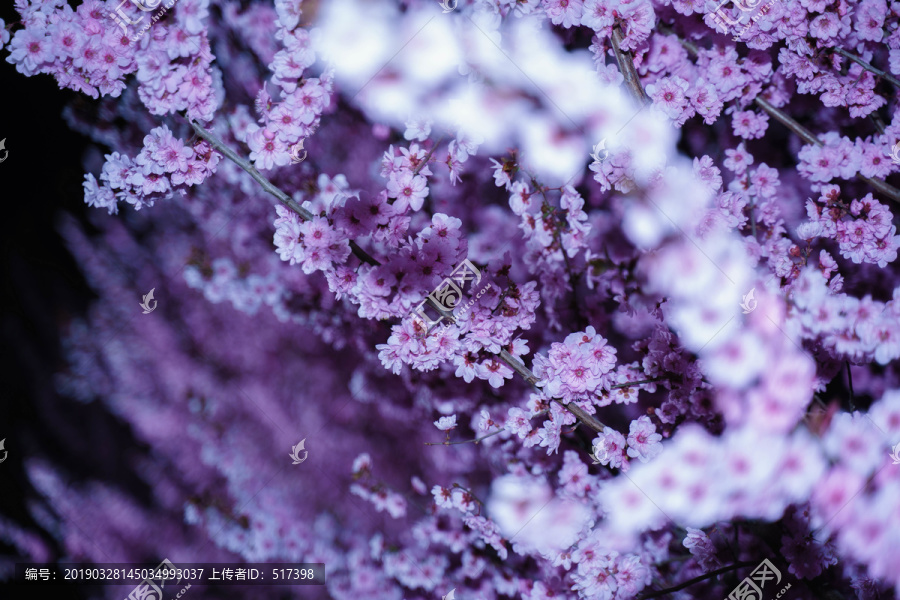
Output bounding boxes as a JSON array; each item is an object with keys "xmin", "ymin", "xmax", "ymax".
[
  {"xmin": 425, "ymin": 408, "xmax": 552, "ymax": 446},
  {"xmin": 412, "ymin": 134, "xmax": 447, "ymax": 176},
  {"xmin": 191, "ymin": 118, "xmax": 461, "ymax": 329},
  {"xmin": 749, "ymin": 196, "xmax": 757, "ymax": 239},
  {"xmin": 832, "ymin": 47, "xmax": 900, "ymax": 89},
  {"xmin": 553, "ymin": 223, "xmax": 584, "ymax": 326},
  {"xmin": 490, "ymin": 286, "xmax": 511, "ymax": 316},
  {"xmin": 451, "ymin": 483, "xmax": 486, "ymax": 506},
  {"xmin": 846, "ymin": 361, "xmax": 855, "ymax": 411},
  {"xmin": 425, "ymin": 428, "xmax": 505, "ymax": 446},
  {"xmin": 636, "ymin": 561, "xmax": 757, "ymax": 599},
  {"xmin": 594, "ymin": 375, "xmax": 673, "ymax": 404},
  {"xmin": 752, "ymin": 97, "xmax": 821, "ymax": 146},
  {"xmin": 762, "ymin": 94, "xmax": 900, "ymax": 205},
  {"xmin": 609, "ymin": 376, "xmax": 671, "ymax": 390}
]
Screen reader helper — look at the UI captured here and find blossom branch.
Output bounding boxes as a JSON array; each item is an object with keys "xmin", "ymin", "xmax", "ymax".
[
  {"xmin": 190, "ymin": 120, "xmax": 609, "ymax": 436},
  {"xmin": 558, "ymin": 401, "xmax": 605, "ymax": 433},
  {"xmin": 425, "ymin": 408, "xmax": 551, "ymax": 446},
  {"xmin": 754, "ymin": 98, "xmax": 900, "ymax": 204},
  {"xmin": 660, "ymin": 37, "xmax": 900, "ymax": 204},
  {"xmin": 189, "ymin": 119, "xmax": 383, "ymax": 266},
  {"xmin": 500, "ymin": 348, "xmax": 607, "ymax": 433},
  {"xmin": 450, "ymin": 483, "xmax": 486, "ymax": 506}
]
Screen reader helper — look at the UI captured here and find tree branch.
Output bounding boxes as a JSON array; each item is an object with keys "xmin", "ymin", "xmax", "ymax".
[
  {"xmin": 831, "ymin": 47, "xmax": 900, "ymax": 89},
  {"xmin": 610, "ymin": 24, "xmax": 648, "ymax": 105},
  {"xmin": 557, "ymin": 400, "xmax": 605, "ymax": 433},
  {"xmin": 752, "ymin": 97, "xmax": 820, "ymax": 146}
]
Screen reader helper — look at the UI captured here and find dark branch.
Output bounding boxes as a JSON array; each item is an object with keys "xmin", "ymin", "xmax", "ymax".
[{"xmin": 636, "ymin": 561, "xmax": 758, "ymax": 599}]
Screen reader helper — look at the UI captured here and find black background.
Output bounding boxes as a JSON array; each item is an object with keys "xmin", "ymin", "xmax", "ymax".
[{"xmin": 0, "ymin": 3, "xmax": 118, "ymax": 575}]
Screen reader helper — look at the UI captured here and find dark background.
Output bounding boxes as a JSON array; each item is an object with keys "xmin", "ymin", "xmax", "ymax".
[{"xmin": 0, "ymin": 4, "xmax": 129, "ymax": 577}]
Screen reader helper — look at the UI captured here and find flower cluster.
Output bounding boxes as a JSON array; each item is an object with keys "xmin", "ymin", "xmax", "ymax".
[
  {"xmin": 83, "ymin": 125, "xmax": 220, "ymax": 212},
  {"xmin": 799, "ymin": 186, "xmax": 900, "ymax": 268},
  {"xmin": 798, "ymin": 133, "xmax": 898, "ymax": 183},
  {"xmin": 184, "ymin": 257, "xmax": 288, "ymax": 319},
  {"xmin": 532, "ymin": 326, "xmax": 617, "ymax": 406},
  {"xmin": 591, "ymin": 415, "xmax": 662, "ymax": 471},
  {"xmin": 349, "ymin": 454, "xmax": 408, "ymax": 519},
  {"xmin": 273, "ymin": 205, "xmax": 353, "ymax": 274},
  {"xmin": 7, "ymin": 0, "xmax": 136, "ymax": 97}
]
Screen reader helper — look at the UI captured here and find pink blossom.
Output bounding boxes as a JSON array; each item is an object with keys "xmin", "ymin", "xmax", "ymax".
[
  {"xmin": 625, "ymin": 416, "xmax": 662, "ymax": 462},
  {"xmin": 731, "ymin": 109, "xmax": 769, "ymax": 139},
  {"xmin": 543, "ymin": 0, "xmax": 584, "ymax": 28}
]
